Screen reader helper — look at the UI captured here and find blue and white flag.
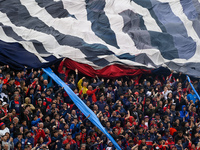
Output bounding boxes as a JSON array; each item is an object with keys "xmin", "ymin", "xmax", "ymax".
[{"xmin": 0, "ymin": 0, "xmax": 200, "ymax": 76}]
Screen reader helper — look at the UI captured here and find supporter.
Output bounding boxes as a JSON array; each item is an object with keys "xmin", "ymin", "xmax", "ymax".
[{"xmin": 1, "ymin": 63, "xmax": 200, "ymax": 150}]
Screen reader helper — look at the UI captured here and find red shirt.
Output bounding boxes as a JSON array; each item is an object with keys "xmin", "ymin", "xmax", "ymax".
[
  {"xmin": 63, "ymin": 138, "xmax": 76, "ymax": 145},
  {"xmin": 80, "ymin": 132, "xmax": 86, "ymax": 143}
]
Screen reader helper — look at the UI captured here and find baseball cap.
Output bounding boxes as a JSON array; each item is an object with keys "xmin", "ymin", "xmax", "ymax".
[
  {"xmin": 2, "ymin": 102, "xmax": 8, "ymax": 106},
  {"xmin": 134, "ymin": 91, "xmax": 139, "ymax": 95},
  {"xmin": 0, "ymin": 122, "xmax": 5, "ymax": 127},
  {"xmin": 67, "ymin": 132, "xmax": 72, "ymax": 135}
]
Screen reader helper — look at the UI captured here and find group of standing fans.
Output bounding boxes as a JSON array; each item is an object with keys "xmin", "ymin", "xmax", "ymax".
[{"xmin": 0, "ymin": 59, "xmax": 200, "ymax": 150}]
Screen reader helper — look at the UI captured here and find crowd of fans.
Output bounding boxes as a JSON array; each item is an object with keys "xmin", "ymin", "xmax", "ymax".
[{"xmin": 1, "ymin": 58, "xmax": 200, "ymax": 150}]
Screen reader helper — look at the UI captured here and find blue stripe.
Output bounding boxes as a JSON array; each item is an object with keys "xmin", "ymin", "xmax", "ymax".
[
  {"xmin": 85, "ymin": 0, "xmax": 119, "ymax": 48},
  {"xmin": 0, "ymin": 40, "xmax": 46, "ymax": 69},
  {"xmin": 43, "ymin": 67, "xmax": 121, "ymax": 150},
  {"xmin": 150, "ymin": 0, "xmax": 196, "ymax": 60},
  {"xmin": 119, "ymin": 10, "xmax": 154, "ymax": 50},
  {"xmin": 131, "ymin": 0, "xmax": 179, "ymax": 60},
  {"xmin": 0, "ymin": 23, "xmax": 51, "ymax": 55},
  {"xmin": 180, "ymin": 0, "xmax": 200, "ymax": 38},
  {"xmin": 35, "ymin": 0, "xmax": 76, "ymax": 19}
]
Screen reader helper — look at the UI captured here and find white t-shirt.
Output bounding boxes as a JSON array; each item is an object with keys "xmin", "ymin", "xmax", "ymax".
[{"xmin": 0, "ymin": 127, "xmax": 10, "ymax": 138}]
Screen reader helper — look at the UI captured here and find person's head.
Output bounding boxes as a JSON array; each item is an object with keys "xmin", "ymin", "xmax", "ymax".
[
  {"xmin": 43, "ymin": 80, "xmax": 48, "ymax": 86},
  {"xmin": 86, "ymin": 136, "xmax": 91, "ymax": 143},
  {"xmin": 67, "ymin": 132, "xmax": 72, "ymax": 139},
  {"xmin": 178, "ymin": 130, "xmax": 183, "ymax": 137},
  {"xmin": 17, "ymin": 133, "xmax": 23, "ymax": 140},
  {"xmin": 112, "ymin": 111, "xmax": 117, "ymax": 117},
  {"xmin": 150, "ymin": 126, "xmax": 155, "ymax": 133},
  {"xmin": 33, "ymin": 115, "xmax": 38, "ymax": 121},
  {"xmin": 138, "ymin": 127, "xmax": 143, "ymax": 133},
  {"xmin": 14, "ymin": 94, "xmax": 19, "ymax": 101},
  {"xmin": 75, "ymin": 133, "xmax": 80, "ymax": 140},
  {"xmin": 13, "ymin": 117, "xmax": 19, "ymax": 124},
  {"xmin": 113, "ymin": 128, "xmax": 118, "ymax": 135},
  {"xmin": 99, "ymin": 93, "xmax": 105, "ymax": 101},
  {"xmin": 145, "ymin": 98, "xmax": 151, "ymax": 105},
  {"xmin": 26, "ymin": 131, "xmax": 32, "ymax": 138},
  {"xmin": 80, "ymin": 144, "xmax": 86, "ymax": 150},
  {"xmin": 116, "ymin": 121, "xmax": 121, "ymax": 127},
  {"xmin": 177, "ymin": 139, "xmax": 182, "ymax": 145},
  {"xmin": 141, "ymin": 137, "xmax": 146, "ymax": 144},
  {"xmin": 2, "ymin": 135, "xmax": 8, "ymax": 141},
  {"xmin": 168, "ymin": 136, "xmax": 173, "ymax": 142},
  {"xmin": 37, "ymin": 136, "xmax": 44, "ymax": 144},
  {"xmin": 83, "ymin": 80, "xmax": 88, "ymax": 88},
  {"xmin": 0, "ymin": 122, "xmax": 5, "ymax": 130},
  {"xmin": 144, "ymin": 116, "xmax": 149, "ymax": 122},
  {"xmin": 22, "ymin": 120, "xmax": 27, "ymax": 126},
  {"xmin": 182, "ymin": 105, "xmax": 186, "ymax": 111},
  {"xmin": 165, "ymin": 129, "xmax": 170, "ymax": 136},
  {"xmin": 148, "ymin": 104, "xmax": 153, "ymax": 109},
  {"xmin": 106, "ymin": 121, "xmax": 110, "ymax": 128},
  {"xmin": 16, "ymin": 142, "xmax": 22, "ymax": 148},
  {"xmin": 116, "ymin": 138, "xmax": 122, "ymax": 146},
  {"xmin": 93, "ymin": 104, "xmax": 98, "ymax": 111},
  {"xmin": 51, "ymin": 129, "xmax": 58, "ymax": 136},
  {"xmin": 38, "ymin": 122, "xmax": 44, "ymax": 129},
  {"xmin": 164, "ymin": 115, "xmax": 169, "ymax": 122},
  {"xmin": 88, "ymin": 85, "xmax": 93, "ymax": 91}
]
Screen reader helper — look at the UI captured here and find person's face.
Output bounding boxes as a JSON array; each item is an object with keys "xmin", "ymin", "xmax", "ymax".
[
  {"xmin": 30, "ymin": 89, "xmax": 34, "ymax": 94},
  {"xmin": 116, "ymin": 123, "xmax": 120, "ymax": 127},
  {"xmin": 112, "ymin": 111, "xmax": 116, "ymax": 117},
  {"xmin": 177, "ymin": 140, "xmax": 182, "ymax": 145},
  {"xmin": 166, "ymin": 132, "xmax": 169, "ymax": 136},
  {"xmin": 83, "ymin": 81, "xmax": 88, "ymax": 87},
  {"xmin": 88, "ymin": 85, "xmax": 92, "ymax": 91},
  {"xmin": 27, "ymin": 133, "xmax": 31, "ymax": 137},
  {"xmin": 87, "ymin": 137, "xmax": 91, "ymax": 143},
  {"xmin": 34, "ymin": 116, "xmax": 38, "ymax": 121},
  {"xmin": 150, "ymin": 128, "xmax": 154, "ymax": 133},
  {"xmin": 18, "ymin": 135, "xmax": 22, "ymax": 140},
  {"xmin": 117, "ymin": 140, "xmax": 122, "ymax": 146},
  {"xmin": 80, "ymin": 145, "xmax": 86, "ymax": 150},
  {"xmin": 22, "ymin": 121, "xmax": 27, "ymax": 126},
  {"xmin": 40, "ymin": 137, "xmax": 44, "ymax": 143},
  {"xmin": 14, "ymin": 95, "xmax": 19, "ymax": 101},
  {"xmin": 39, "ymin": 123, "xmax": 44, "ymax": 129},
  {"xmin": 149, "ymin": 104, "xmax": 153, "ymax": 109},
  {"xmin": 114, "ymin": 129, "xmax": 118, "ymax": 134},
  {"xmin": 67, "ymin": 135, "xmax": 72, "ymax": 140},
  {"xmin": 82, "ymin": 128, "xmax": 86, "ymax": 133},
  {"xmin": 54, "ymin": 132, "xmax": 58, "ymax": 137},
  {"xmin": 100, "ymin": 95, "xmax": 104, "ymax": 101},
  {"xmin": 3, "ymin": 135, "xmax": 8, "ymax": 141},
  {"xmin": 178, "ymin": 132, "xmax": 183, "ymax": 137},
  {"xmin": 13, "ymin": 118, "xmax": 18, "ymax": 124},
  {"xmin": 141, "ymin": 139, "xmax": 146, "ymax": 144},
  {"xmin": 183, "ymin": 107, "xmax": 186, "ymax": 111}
]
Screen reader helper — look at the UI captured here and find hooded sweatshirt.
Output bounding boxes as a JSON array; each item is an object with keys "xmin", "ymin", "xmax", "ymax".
[{"xmin": 180, "ymin": 105, "xmax": 189, "ymax": 122}]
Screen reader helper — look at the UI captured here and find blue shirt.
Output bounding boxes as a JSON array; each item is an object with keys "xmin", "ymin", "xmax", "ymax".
[{"xmin": 187, "ymin": 93, "xmax": 197, "ymax": 103}]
